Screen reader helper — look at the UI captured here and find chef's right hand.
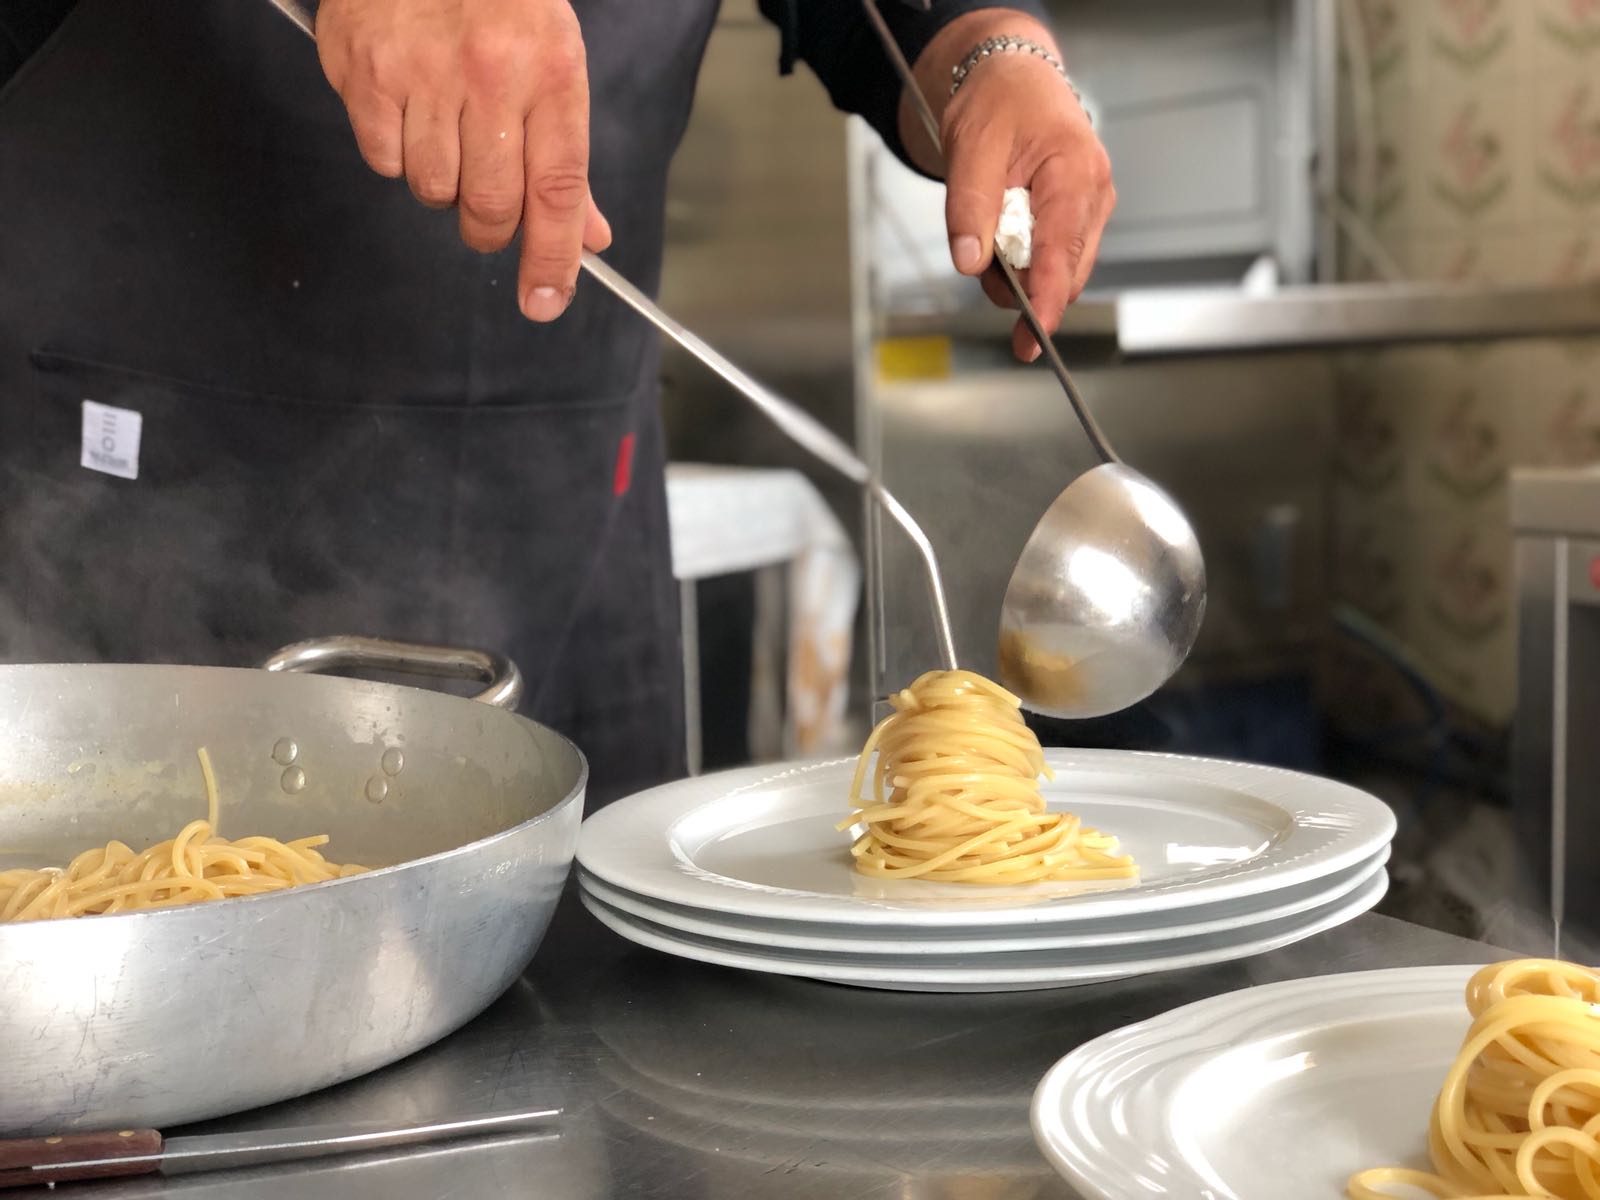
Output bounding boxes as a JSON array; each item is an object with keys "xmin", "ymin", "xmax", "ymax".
[{"xmin": 315, "ymin": 0, "xmax": 611, "ymax": 322}]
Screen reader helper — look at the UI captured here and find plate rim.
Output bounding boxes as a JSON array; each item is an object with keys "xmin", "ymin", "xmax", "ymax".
[
  {"xmin": 577, "ymin": 750, "xmax": 1397, "ymax": 928},
  {"xmin": 580, "ymin": 870, "xmax": 1388, "ymax": 988},
  {"xmin": 578, "ymin": 847, "xmax": 1391, "ymax": 954}
]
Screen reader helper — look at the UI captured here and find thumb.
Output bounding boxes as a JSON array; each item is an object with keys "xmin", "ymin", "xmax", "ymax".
[
  {"xmin": 584, "ymin": 198, "xmax": 613, "ymax": 253},
  {"xmin": 943, "ymin": 122, "xmax": 1011, "ymax": 276}
]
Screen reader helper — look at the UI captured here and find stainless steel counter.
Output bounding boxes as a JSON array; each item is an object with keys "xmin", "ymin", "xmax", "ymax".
[{"xmin": 40, "ymin": 891, "xmax": 1500, "ymax": 1200}]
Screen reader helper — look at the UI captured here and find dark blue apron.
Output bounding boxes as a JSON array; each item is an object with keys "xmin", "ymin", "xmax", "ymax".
[{"xmin": 0, "ymin": 0, "xmax": 719, "ymax": 805}]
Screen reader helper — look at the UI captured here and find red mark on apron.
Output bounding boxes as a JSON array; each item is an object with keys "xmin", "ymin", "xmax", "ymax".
[{"xmin": 613, "ymin": 432, "xmax": 636, "ymax": 497}]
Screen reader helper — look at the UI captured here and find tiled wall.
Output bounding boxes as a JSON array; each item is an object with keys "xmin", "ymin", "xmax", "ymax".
[{"xmin": 1331, "ymin": 0, "xmax": 1600, "ymax": 726}]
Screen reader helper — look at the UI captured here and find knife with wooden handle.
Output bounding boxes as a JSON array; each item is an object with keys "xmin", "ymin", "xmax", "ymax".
[{"xmin": 0, "ymin": 1108, "xmax": 560, "ymax": 1188}]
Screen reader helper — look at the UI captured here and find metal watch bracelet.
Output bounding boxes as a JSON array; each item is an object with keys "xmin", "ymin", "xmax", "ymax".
[{"xmin": 948, "ymin": 35, "xmax": 1086, "ymax": 118}]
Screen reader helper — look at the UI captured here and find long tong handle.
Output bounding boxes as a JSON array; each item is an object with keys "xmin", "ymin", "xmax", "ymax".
[
  {"xmin": 579, "ymin": 254, "xmax": 958, "ymax": 671},
  {"xmin": 267, "ymin": 0, "xmax": 314, "ymax": 34},
  {"xmin": 858, "ymin": 1, "xmax": 1118, "ymax": 466},
  {"xmin": 580, "ymin": 254, "xmax": 868, "ymax": 486}
]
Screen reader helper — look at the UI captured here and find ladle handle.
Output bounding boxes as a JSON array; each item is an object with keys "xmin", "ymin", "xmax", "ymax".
[{"xmin": 857, "ymin": 0, "xmax": 1119, "ymax": 466}]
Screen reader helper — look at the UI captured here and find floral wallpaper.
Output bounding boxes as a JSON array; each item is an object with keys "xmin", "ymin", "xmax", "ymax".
[{"xmin": 1332, "ymin": 0, "xmax": 1600, "ymax": 726}]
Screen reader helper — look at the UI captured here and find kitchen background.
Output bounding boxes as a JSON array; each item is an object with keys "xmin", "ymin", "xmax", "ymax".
[
  {"xmin": 1329, "ymin": 0, "xmax": 1600, "ymax": 944},
  {"xmin": 657, "ymin": 0, "xmax": 1600, "ymax": 951}
]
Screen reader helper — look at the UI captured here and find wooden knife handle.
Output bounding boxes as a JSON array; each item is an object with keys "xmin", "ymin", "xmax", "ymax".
[{"xmin": 0, "ymin": 1128, "xmax": 163, "ymax": 1188}]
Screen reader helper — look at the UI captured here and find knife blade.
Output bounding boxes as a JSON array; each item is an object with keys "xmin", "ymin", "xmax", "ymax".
[{"xmin": 0, "ymin": 1107, "xmax": 561, "ymax": 1189}]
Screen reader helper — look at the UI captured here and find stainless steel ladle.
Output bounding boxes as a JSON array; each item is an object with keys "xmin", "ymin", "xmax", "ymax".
[{"xmin": 859, "ymin": 1, "xmax": 1206, "ymax": 718}]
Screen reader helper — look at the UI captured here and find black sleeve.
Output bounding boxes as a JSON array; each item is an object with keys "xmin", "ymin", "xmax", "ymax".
[
  {"xmin": 756, "ymin": 0, "xmax": 1049, "ymax": 171},
  {"xmin": 0, "ymin": 0, "xmax": 77, "ymax": 90}
]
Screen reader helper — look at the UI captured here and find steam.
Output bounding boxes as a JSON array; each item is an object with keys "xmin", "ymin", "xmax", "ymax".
[
  {"xmin": 0, "ymin": 464, "xmax": 350, "ymax": 668},
  {"xmin": 1385, "ymin": 798, "xmax": 1595, "ymax": 964}
]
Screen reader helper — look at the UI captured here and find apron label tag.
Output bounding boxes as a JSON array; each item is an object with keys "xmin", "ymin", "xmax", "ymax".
[{"xmin": 80, "ymin": 399, "xmax": 143, "ymax": 480}]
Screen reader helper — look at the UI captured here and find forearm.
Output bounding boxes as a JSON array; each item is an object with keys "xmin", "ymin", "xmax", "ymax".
[{"xmin": 899, "ymin": 7, "xmax": 1060, "ymax": 177}]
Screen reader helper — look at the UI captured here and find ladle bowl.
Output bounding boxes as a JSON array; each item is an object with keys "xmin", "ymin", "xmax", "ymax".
[
  {"xmin": 852, "ymin": 0, "xmax": 1209, "ymax": 719},
  {"xmin": 999, "ymin": 463, "xmax": 1206, "ymax": 719}
]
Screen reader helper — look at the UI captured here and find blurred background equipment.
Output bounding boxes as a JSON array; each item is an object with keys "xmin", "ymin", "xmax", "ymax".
[
  {"xmin": 667, "ymin": 464, "xmax": 858, "ymax": 772},
  {"xmin": 1512, "ymin": 467, "xmax": 1600, "ymax": 961},
  {"xmin": 659, "ymin": 0, "xmax": 1600, "ymax": 944}
]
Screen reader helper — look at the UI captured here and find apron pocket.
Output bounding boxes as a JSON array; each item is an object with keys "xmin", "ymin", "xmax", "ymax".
[{"xmin": 5, "ymin": 351, "xmax": 630, "ymax": 669}]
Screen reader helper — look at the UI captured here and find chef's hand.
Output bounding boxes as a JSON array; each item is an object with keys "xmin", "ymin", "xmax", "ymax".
[
  {"xmin": 315, "ymin": 0, "xmax": 609, "ymax": 322},
  {"xmin": 903, "ymin": 12, "xmax": 1113, "ymax": 363}
]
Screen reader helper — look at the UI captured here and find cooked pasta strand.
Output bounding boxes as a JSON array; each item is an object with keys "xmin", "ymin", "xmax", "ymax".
[
  {"xmin": 838, "ymin": 669, "xmax": 1137, "ymax": 884},
  {"xmin": 1350, "ymin": 959, "xmax": 1600, "ymax": 1200},
  {"xmin": 0, "ymin": 748, "xmax": 366, "ymax": 922}
]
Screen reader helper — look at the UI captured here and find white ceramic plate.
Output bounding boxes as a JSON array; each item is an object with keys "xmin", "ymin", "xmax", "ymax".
[
  {"xmin": 577, "ymin": 753, "xmax": 1395, "ymax": 928},
  {"xmin": 579, "ymin": 847, "xmax": 1390, "ymax": 955},
  {"xmin": 579, "ymin": 869, "xmax": 1388, "ymax": 992},
  {"xmin": 1031, "ymin": 965, "xmax": 1477, "ymax": 1198}
]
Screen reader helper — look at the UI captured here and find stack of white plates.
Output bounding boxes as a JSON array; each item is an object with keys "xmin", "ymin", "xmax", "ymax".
[{"xmin": 576, "ymin": 749, "xmax": 1397, "ymax": 993}]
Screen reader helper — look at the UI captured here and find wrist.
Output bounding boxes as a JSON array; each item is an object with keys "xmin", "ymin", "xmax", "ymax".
[{"xmin": 900, "ymin": 8, "xmax": 1060, "ymax": 174}]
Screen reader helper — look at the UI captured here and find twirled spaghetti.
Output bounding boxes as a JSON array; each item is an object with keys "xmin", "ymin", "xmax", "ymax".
[
  {"xmin": 1350, "ymin": 959, "xmax": 1600, "ymax": 1200},
  {"xmin": 838, "ymin": 669, "xmax": 1136, "ymax": 884},
  {"xmin": 0, "ymin": 748, "xmax": 367, "ymax": 923}
]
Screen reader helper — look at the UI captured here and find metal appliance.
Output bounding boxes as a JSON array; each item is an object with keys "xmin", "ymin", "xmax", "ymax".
[{"xmin": 1512, "ymin": 468, "xmax": 1600, "ymax": 950}]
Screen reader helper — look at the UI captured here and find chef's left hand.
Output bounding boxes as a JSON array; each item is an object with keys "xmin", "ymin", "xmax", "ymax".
[{"xmin": 903, "ymin": 11, "xmax": 1113, "ymax": 363}]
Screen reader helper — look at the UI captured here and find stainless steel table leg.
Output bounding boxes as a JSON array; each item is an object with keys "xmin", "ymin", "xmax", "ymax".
[
  {"xmin": 680, "ymin": 578, "xmax": 702, "ymax": 777},
  {"xmin": 749, "ymin": 563, "xmax": 786, "ymax": 761}
]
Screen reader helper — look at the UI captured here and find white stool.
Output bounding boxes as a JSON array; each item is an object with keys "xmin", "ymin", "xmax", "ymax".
[{"xmin": 666, "ymin": 464, "xmax": 860, "ymax": 772}]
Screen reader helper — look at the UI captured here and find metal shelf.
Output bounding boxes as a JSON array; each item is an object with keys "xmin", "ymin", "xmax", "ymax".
[
  {"xmin": 1513, "ymin": 467, "xmax": 1600, "ymax": 540},
  {"xmin": 878, "ymin": 282, "xmax": 1600, "ymax": 358}
]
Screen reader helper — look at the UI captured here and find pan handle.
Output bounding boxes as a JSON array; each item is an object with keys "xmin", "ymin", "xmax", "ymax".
[{"xmin": 261, "ymin": 636, "xmax": 524, "ymax": 710}]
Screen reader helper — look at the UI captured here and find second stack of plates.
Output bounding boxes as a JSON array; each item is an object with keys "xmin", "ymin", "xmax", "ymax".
[{"xmin": 576, "ymin": 749, "xmax": 1397, "ymax": 993}]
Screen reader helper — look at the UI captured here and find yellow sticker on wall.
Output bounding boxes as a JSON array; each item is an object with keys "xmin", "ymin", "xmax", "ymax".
[{"xmin": 875, "ymin": 336, "xmax": 952, "ymax": 382}]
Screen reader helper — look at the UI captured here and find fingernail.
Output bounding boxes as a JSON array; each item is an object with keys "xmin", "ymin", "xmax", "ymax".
[
  {"xmin": 951, "ymin": 234, "xmax": 983, "ymax": 274},
  {"xmin": 523, "ymin": 285, "xmax": 568, "ymax": 322},
  {"xmin": 1026, "ymin": 342, "xmax": 1042, "ymax": 364}
]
